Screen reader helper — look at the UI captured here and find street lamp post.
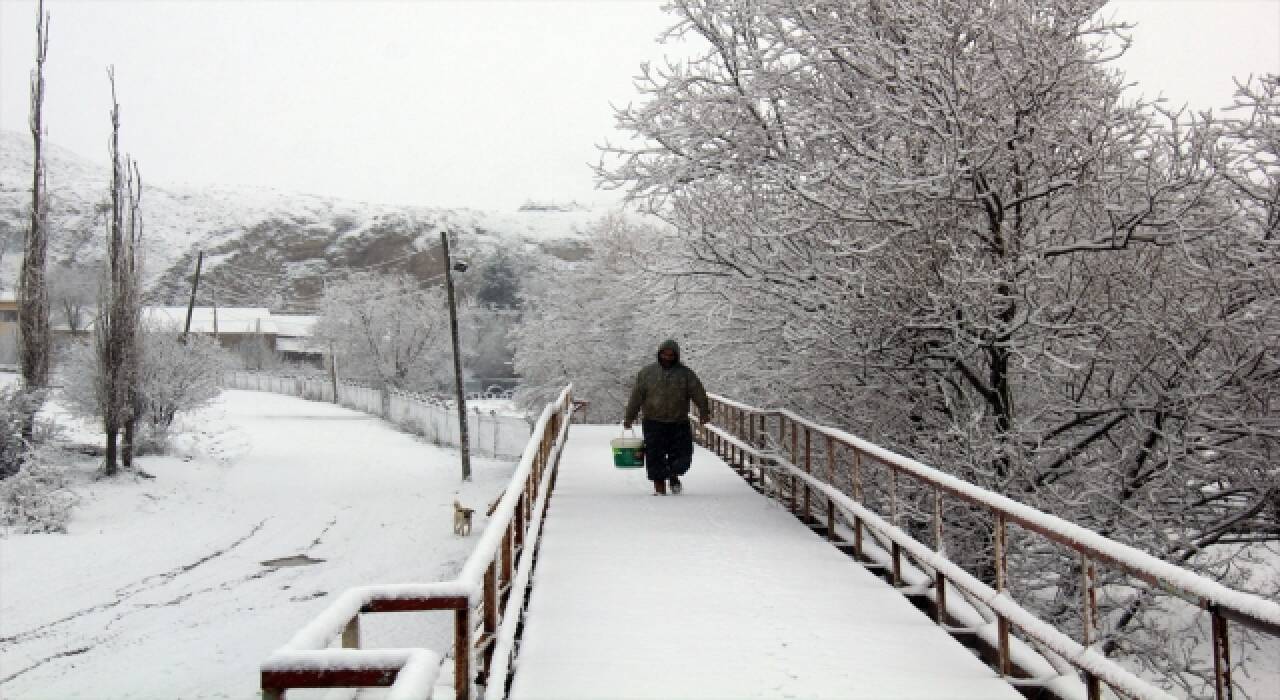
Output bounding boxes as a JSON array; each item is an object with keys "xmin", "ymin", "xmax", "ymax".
[{"xmin": 440, "ymin": 231, "xmax": 472, "ymax": 481}]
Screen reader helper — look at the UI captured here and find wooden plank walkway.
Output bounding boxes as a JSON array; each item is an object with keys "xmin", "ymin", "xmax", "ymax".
[{"xmin": 508, "ymin": 425, "xmax": 1022, "ymax": 699}]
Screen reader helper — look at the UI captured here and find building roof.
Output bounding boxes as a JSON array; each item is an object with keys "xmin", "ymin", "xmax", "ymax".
[{"xmin": 52, "ymin": 307, "xmax": 319, "ymax": 337}]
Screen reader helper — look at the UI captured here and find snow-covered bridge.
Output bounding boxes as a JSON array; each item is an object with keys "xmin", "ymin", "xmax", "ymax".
[
  {"xmin": 507, "ymin": 425, "xmax": 1020, "ymax": 699},
  {"xmin": 260, "ymin": 387, "xmax": 1280, "ymax": 700}
]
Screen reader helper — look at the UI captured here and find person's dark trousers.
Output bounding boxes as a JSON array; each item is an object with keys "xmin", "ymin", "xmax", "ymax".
[{"xmin": 642, "ymin": 419, "xmax": 694, "ymax": 481}]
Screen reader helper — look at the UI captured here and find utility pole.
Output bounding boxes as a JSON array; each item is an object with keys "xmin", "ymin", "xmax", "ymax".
[
  {"xmin": 321, "ymin": 277, "xmax": 339, "ymax": 404},
  {"xmin": 182, "ymin": 250, "xmax": 203, "ymax": 340},
  {"xmin": 441, "ymin": 231, "xmax": 471, "ymax": 481},
  {"xmin": 328, "ymin": 341, "xmax": 339, "ymax": 404},
  {"xmin": 211, "ymin": 280, "xmax": 219, "ymax": 341}
]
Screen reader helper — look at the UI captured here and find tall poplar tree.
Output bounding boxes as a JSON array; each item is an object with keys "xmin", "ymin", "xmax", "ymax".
[
  {"xmin": 97, "ymin": 69, "xmax": 143, "ymax": 476},
  {"xmin": 17, "ymin": 0, "xmax": 51, "ymax": 443}
]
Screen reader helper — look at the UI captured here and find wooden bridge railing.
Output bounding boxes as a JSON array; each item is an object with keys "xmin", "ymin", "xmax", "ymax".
[
  {"xmin": 259, "ymin": 385, "xmax": 575, "ymax": 700},
  {"xmin": 699, "ymin": 394, "xmax": 1280, "ymax": 700}
]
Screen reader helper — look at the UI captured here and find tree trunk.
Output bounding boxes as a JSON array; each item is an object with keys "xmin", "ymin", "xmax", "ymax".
[
  {"xmin": 18, "ymin": 0, "xmax": 51, "ymax": 443},
  {"xmin": 122, "ymin": 418, "xmax": 135, "ymax": 468},
  {"xmin": 104, "ymin": 423, "xmax": 118, "ymax": 477}
]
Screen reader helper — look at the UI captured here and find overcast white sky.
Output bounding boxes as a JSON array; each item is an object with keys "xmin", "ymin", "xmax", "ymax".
[{"xmin": 1, "ymin": 0, "xmax": 1277, "ymax": 212}]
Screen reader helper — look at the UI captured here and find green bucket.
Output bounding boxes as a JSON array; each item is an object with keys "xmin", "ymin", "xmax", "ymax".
[{"xmin": 611, "ymin": 435, "xmax": 645, "ymax": 469}]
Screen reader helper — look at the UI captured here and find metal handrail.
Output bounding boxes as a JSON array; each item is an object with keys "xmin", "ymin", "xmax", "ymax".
[
  {"xmin": 260, "ymin": 385, "xmax": 574, "ymax": 700},
  {"xmin": 701, "ymin": 394, "xmax": 1280, "ymax": 700}
]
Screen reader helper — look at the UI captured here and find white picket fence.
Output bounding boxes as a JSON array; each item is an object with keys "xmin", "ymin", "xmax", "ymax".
[{"xmin": 223, "ymin": 371, "xmax": 531, "ymax": 459}]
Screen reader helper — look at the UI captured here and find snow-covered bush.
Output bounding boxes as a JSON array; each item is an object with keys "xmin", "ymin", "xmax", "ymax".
[
  {"xmin": 0, "ymin": 455, "xmax": 74, "ymax": 534},
  {"xmin": 0, "ymin": 387, "xmax": 74, "ymax": 533},
  {"xmin": 134, "ymin": 332, "xmax": 228, "ymax": 449},
  {"xmin": 0, "ymin": 386, "xmax": 38, "ymax": 479},
  {"xmin": 58, "ymin": 330, "xmax": 228, "ymax": 451}
]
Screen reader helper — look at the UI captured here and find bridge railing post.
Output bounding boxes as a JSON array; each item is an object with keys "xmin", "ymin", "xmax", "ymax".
[
  {"xmin": 1212, "ymin": 607, "xmax": 1233, "ymax": 700},
  {"xmin": 342, "ymin": 616, "xmax": 360, "ymax": 649},
  {"xmin": 1080, "ymin": 554, "xmax": 1101, "ymax": 700},
  {"xmin": 752, "ymin": 414, "xmax": 762, "ymax": 483},
  {"xmin": 825, "ymin": 435, "xmax": 836, "ymax": 541},
  {"xmin": 889, "ymin": 463, "xmax": 902, "ymax": 586},
  {"xmin": 994, "ymin": 511, "xmax": 1011, "ymax": 678},
  {"xmin": 455, "ymin": 606, "xmax": 473, "ymax": 700},
  {"xmin": 802, "ymin": 427, "xmax": 812, "ymax": 522},
  {"xmin": 933, "ymin": 488, "xmax": 946, "ymax": 625},
  {"xmin": 851, "ymin": 448, "xmax": 864, "ymax": 559},
  {"xmin": 481, "ymin": 561, "xmax": 499, "ymax": 683},
  {"xmin": 783, "ymin": 422, "xmax": 793, "ymax": 514}
]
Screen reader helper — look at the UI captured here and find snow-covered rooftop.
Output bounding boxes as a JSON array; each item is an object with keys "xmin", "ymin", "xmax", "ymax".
[{"xmin": 51, "ymin": 307, "xmax": 319, "ymax": 336}]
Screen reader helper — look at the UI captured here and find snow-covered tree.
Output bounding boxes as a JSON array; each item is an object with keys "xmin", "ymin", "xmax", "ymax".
[
  {"xmin": 315, "ymin": 272, "xmax": 450, "ymax": 391},
  {"xmin": 511, "ymin": 212, "xmax": 710, "ymax": 420},
  {"xmin": 133, "ymin": 331, "xmax": 227, "ymax": 448},
  {"xmin": 60, "ymin": 329, "xmax": 226, "ymax": 453},
  {"xmin": 48, "ymin": 261, "xmax": 101, "ymax": 335},
  {"xmin": 97, "ymin": 69, "xmax": 143, "ymax": 476},
  {"xmin": 17, "ymin": 0, "xmax": 51, "ymax": 444},
  {"xmin": 598, "ymin": 0, "xmax": 1277, "ymax": 692}
]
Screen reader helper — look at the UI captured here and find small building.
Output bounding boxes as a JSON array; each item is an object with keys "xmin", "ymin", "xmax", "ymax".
[
  {"xmin": 48, "ymin": 306, "xmax": 326, "ymax": 368},
  {"xmin": 0, "ymin": 292, "xmax": 17, "ymax": 366}
]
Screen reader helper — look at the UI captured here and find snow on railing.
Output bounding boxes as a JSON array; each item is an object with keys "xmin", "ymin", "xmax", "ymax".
[
  {"xmin": 259, "ymin": 385, "xmax": 575, "ymax": 700},
  {"xmin": 223, "ymin": 371, "xmax": 531, "ymax": 458},
  {"xmin": 700, "ymin": 394, "xmax": 1280, "ymax": 700}
]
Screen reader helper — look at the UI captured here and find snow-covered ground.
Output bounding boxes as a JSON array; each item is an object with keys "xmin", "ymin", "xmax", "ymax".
[
  {"xmin": 0, "ymin": 388, "xmax": 516, "ymax": 699},
  {"xmin": 511, "ymin": 425, "xmax": 1021, "ymax": 699},
  {"xmin": 3, "ymin": 374, "xmax": 1276, "ymax": 699}
]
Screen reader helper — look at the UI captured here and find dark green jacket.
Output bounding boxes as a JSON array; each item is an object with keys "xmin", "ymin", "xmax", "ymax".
[{"xmin": 624, "ymin": 340, "xmax": 710, "ymax": 424}]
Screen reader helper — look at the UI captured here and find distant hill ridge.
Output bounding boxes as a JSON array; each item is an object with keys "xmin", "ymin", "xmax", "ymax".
[{"xmin": 0, "ymin": 129, "xmax": 598, "ymax": 308}]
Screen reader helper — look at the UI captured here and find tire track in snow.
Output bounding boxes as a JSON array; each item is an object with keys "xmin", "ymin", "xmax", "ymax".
[
  {"xmin": 0, "ymin": 643, "xmax": 95, "ymax": 685},
  {"xmin": 1, "ymin": 516, "xmax": 336, "ymax": 687},
  {"xmin": 105, "ymin": 513, "xmax": 342, "ymax": 623},
  {"xmin": 0, "ymin": 518, "xmax": 268, "ymax": 646}
]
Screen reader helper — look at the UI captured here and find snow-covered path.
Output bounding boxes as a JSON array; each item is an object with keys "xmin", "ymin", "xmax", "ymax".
[
  {"xmin": 510, "ymin": 425, "xmax": 1021, "ymax": 699},
  {"xmin": 0, "ymin": 389, "xmax": 516, "ymax": 699}
]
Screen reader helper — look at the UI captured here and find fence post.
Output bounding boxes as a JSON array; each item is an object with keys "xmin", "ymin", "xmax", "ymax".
[
  {"xmin": 455, "ymin": 606, "xmax": 472, "ymax": 700},
  {"xmin": 1212, "ymin": 607, "xmax": 1233, "ymax": 700},
  {"xmin": 515, "ymin": 491, "xmax": 527, "ymax": 552},
  {"xmin": 889, "ymin": 463, "xmax": 902, "ymax": 585},
  {"xmin": 342, "ymin": 616, "xmax": 360, "ymax": 648},
  {"xmin": 777, "ymin": 416, "xmax": 787, "ymax": 506},
  {"xmin": 482, "ymin": 561, "xmax": 499, "ymax": 682},
  {"xmin": 737, "ymin": 409, "xmax": 745, "ymax": 471},
  {"xmin": 1080, "ymin": 554, "xmax": 1101, "ymax": 700},
  {"xmin": 789, "ymin": 420, "xmax": 798, "ymax": 514},
  {"xmin": 492, "ymin": 412, "xmax": 500, "ymax": 459},
  {"xmin": 852, "ymin": 449, "xmax": 864, "ymax": 559},
  {"xmin": 825, "ymin": 435, "xmax": 835, "ymax": 541},
  {"xmin": 747, "ymin": 414, "xmax": 757, "ymax": 483},
  {"xmin": 994, "ymin": 511, "xmax": 1011, "ymax": 677},
  {"xmin": 934, "ymin": 488, "xmax": 946, "ymax": 625},
  {"xmin": 502, "ymin": 523, "xmax": 514, "ymax": 589},
  {"xmin": 802, "ymin": 427, "xmax": 812, "ymax": 521}
]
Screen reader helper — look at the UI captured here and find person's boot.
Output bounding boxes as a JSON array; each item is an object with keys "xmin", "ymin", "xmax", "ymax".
[
  {"xmin": 653, "ymin": 479, "xmax": 667, "ymax": 496},
  {"xmin": 670, "ymin": 476, "xmax": 683, "ymax": 495}
]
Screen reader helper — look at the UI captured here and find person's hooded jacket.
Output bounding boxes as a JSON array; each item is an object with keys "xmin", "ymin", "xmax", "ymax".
[{"xmin": 623, "ymin": 339, "xmax": 710, "ymax": 424}]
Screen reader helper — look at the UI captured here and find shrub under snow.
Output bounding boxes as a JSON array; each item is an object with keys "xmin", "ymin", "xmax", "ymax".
[{"xmin": 58, "ymin": 331, "xmax": 229, "ymax": 452}]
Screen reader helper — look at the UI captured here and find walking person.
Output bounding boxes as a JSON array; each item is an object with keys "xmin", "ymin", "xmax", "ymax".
[{"xmin": 623, "ymin": 339, "xmax": 711, "ymax": 495}]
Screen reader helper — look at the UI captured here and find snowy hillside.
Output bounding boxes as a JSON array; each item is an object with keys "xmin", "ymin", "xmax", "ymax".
[{"xmin": 0, "ymin": 129, "xmax": 606, "ymax": 305}]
